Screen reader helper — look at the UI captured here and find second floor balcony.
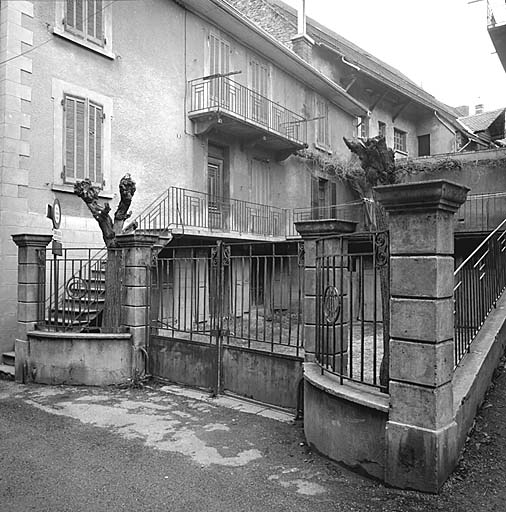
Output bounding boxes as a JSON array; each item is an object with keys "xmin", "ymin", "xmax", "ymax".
[{"xmin": 188, "ymin": 76, "xmax": 307, "ymax": 159}]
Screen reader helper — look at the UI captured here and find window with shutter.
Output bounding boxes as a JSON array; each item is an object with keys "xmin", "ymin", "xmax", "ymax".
[
  {"xmin": 315, "ymin": 97, "xmax": 330, "ymax": 149},
  {"xmin": 64, "ymin": 0, "xmax": 105, "ymax": 47},
  {"xmin": 209, "ymin": 33, "xmax": 231, "ymax": 104},
  {"xmin": 63, "ymin": 93, "xmax": 104, "ymax": 186}
]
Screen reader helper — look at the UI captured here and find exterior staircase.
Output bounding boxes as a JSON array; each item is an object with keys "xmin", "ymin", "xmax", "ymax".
[{"xmin": 0, "ymin": 351, "xmax": 15, "ymax": 380}]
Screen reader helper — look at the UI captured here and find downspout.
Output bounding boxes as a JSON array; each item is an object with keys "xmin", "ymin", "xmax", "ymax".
[
  {"xmin": 434, "ymin": 110, "xmax": 457, "ymax": 152},
  {"xmin": 342, "ymin": 55, "xmax": 360, "ymax": 72}
]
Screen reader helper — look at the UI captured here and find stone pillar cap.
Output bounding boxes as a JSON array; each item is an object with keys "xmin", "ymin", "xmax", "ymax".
[
  {"xmin": 295, "ymin": 219, "xmax": 357, "ymax": 239},
  {"xmin": 12, "ymin": 233, "xmax": 53, "ymax": 247},
  {"xmin": 115, "ymin": 232, "xmax": 160, "ymax": 248},
  {"xmin": 375, "ymin": 180, "xmax": 469, "ymax": 213}
]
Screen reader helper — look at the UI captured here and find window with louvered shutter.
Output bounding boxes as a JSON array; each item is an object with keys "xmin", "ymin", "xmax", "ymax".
[
  {"xmin": 209, "ymin": 33, "xmax": 230, "ymax": 102},
  {"xmin": 64, "ymin": 0, "xmax": 104, "ymax": 47},
  {"xmin": 63, "ymin": 94, "xmax": 104, "ymax": 186},
  {"xmin": 316, "ymin": 97, "xmax": 329, "ymax": 148}
]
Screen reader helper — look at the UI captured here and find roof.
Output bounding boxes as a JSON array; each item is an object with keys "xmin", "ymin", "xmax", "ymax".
[
  {"xmin": 179, "ymin": 0, "xmax": 368, "ymax": 116},
  {"xmin": 459, "ymin": 108, "xmax": 506, "ymax": 133},
  {"xmin": 227, "ymin": 0, "xmax": 461, "ymax": 120}
]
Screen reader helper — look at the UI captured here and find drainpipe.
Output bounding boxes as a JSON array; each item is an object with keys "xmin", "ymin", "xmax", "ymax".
[
  {"xmin": 342, "ymin": 55, "xmax": 360, "ymax": 72},
  {"xmin": 434, "ymin": 110, "xmax": 457, "ymax": 152}
]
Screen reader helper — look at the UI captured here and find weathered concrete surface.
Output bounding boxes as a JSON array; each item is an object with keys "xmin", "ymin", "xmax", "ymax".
[
  {"xmin": 19, "ymin": 331, "xmax": 132, "ymax": 386},
  {"xmin": 303, "ymin": 362, "xmax": 388, "ymax": 481},
  {"xmin": 4, "ymin": 376, "xmax": 506, "ymax": 510}
]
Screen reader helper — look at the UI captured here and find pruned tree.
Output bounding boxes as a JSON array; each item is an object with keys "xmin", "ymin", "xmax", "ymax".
[
  {"xmin": 74, "ymin": 174, "xmax": 138, "ymax": 331},
  {"xmin": 343, "ymin": 136, "xmax": 399, "ymax": 390}
]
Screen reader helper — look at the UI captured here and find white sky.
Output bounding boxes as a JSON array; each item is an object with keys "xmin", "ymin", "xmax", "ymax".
[{"xmin": 282, "ymin": 0, "xmax": 506, "ymax": 113}]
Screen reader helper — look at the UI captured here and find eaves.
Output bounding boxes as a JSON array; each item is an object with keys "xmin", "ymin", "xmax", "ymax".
[{"xmin": 178, "ymin": 0, "xmax": 368, "ymax": 117}]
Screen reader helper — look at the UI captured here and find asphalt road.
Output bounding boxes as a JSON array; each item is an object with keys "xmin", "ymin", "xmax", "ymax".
[{"xmin": 1, "ymin": 373, "xmax": 506, "ymax": 512}]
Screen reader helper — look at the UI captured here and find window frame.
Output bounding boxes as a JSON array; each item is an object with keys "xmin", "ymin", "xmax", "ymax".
[
  {"xmin": 378, "ymin": 121, "xmax": 386, "ymax": 139},
  {"xmin": 393, "ymin": 127, "xmax": 408, "ymax": 154},
  {"xmin": 315, "ymin": 96, "xmax": 330, "ymax": 151},
  {"xmin": 52, "ymin": 79, "xmax": 113, "ymax": 196},
  {"xmin": 53, "ymin": 0, "xmax": 114, "ymax": 59}
]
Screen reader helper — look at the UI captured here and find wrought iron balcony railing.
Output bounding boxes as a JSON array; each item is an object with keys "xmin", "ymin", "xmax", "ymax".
[
  {"xmin": 136, "ymin": 186, "xmax": 288, "ymax": 239},
  {"xmin": 188, "ymin": 76, "xmax": 307, "ymax": 146}
]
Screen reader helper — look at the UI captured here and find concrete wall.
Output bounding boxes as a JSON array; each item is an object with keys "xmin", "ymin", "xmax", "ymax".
[
  {"xmin": 304, "ymin": 363, "xmax": 388, "ymax": 480},
  {"xmin": 16, "ymin": 331, "xmax": 132, "ymax": 385},
  {"xmin": 404, "ymin": 148, "xmax": 506, "ymax": 194},
  {"xmin": 150, "ymin": 334, "xmax": 303, "ymax": 409}
]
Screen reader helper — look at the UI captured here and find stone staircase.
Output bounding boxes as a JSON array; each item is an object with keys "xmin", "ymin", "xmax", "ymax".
[{"xmin": 0, "ymin": 351, "xmax": 15, "ymax": 380}]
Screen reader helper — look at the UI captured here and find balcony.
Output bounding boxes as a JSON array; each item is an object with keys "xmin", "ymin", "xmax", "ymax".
[
  {"xmin": 488, "ymin": 0, "xmax": 506, "ymax": 72},
  {"xmin": 188, "ymin": 76, "xmax": 307, "ymax": 159},
  {"xmin": 136, "ymin": 187, "xmax": 289, "ymax": 241}
]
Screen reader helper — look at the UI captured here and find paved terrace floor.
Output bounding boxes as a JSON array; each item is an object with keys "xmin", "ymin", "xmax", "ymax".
[{"xmin": 2, "ymin": 355, "xmax": 506, "ymax": 511}]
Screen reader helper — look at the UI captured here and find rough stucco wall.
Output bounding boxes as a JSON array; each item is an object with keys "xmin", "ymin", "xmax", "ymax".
[{"xmin": 404, "ymin": 148, "xmax": 506, "ymax": 194}]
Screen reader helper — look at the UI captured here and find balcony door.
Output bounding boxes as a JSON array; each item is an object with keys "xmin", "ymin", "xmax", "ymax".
[
  {"xmin": 208, "ymin": 144, "xmax": 228, "ymax": 230},
  {"xmin": 250, "ymin": 58, "xmax": 269, "ymax": 125},
  {"xmin": 209, "ymin": 33, "xmax": 231, "ymax": 109}
]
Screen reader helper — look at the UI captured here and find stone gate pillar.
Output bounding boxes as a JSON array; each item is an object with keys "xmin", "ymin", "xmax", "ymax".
[
  {"xmin": 116, "ymin": 233, "xmax": 159, "ymax": 376},
  {"xmin": 295, "ymin": 219, "xmax": 356, "ymax": 363},
  {"xmin": 375, "ymin": 180, "xmax": 469, "ymax": 492},
  {"xmin": 12, "ymin": 233, "xmax": 53, "ymax": 383}
]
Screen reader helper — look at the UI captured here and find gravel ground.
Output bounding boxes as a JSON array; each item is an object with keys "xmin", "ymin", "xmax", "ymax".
[{"xmin": 2, "ymin": 355, "xmax": 506, "ymax": 512}]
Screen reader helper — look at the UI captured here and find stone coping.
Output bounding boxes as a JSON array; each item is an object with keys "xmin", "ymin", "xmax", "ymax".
[
  {"xmin": 28, "ymin": 331, "xmax": 132, "ymax": 341},
  {"xmin": 304, "ymin": 362, "xmax": 389, "ymax": 413},
  {"xmin": 12, "ymin": 233, "xmax": 53, "ymax": 247},
  {"xmin": 374, "ymin": 180, "xmax": 469, "ymax": 213},
  {"xmin": 294, "ymin": 219, "xmax": 357, "ymax": 238}
]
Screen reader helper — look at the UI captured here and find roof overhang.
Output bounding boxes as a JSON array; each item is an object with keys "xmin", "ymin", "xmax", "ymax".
[
  {"xmin": 316, "ymin": 41, "xmax": 458, "ymax": 121},
  {"xmin": 178, "ymin": 0, "xmax": 368, "ymax": 117}
]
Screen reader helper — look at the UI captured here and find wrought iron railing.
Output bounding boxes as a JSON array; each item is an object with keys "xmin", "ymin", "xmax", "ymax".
[
  {"xmin": 315, "ymin": 231, "xmax": 388, "ymax": 390},
  {"xmin": 136, "ymin": 186, "xmax": 288, "ymax": 238},
  {"xmin": 38, "ymin": 248, "xmax": 108, "ymax": 331},
  {"xmin": 454, "ymin": 218, "xmax": 506, "ymax": 366},
  {"xmin": 455, "ymin": 191, "xmax": 506, "ymax": 233},
  {"xmin": 151, "ymin": 241, "xmax": 304, "ymax": 356},
  {"xmin": 188, "ymin": 76, "xmax": 307, "ymax": 145}
]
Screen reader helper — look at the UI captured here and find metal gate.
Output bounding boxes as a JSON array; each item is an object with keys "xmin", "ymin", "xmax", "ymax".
[
  {"xmin": 149, "ymin": 240, "xmax": 305, "ymax": 408},
  {"xmin": 315, "ymin": 231, "xmax": 389, "ymax": 391}
]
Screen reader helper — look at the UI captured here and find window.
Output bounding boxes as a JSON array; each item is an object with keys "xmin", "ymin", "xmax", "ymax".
[
  {"xmin": 54, "ymin": 0, "xmax": 113, "ymax": 58},
  {"xmin": 250, "ymin": 57, "xmax": 270, "ymax": 123},
  {"xmin": 52, "ymin": 79, "xmax": 112, "ymax": 194},
  {"xmin": 378, "ymin": 121, "xmax": 386, "ymax": 139},
  {"xmin": 357, "ymin": 116, "xmax": 369, "ymax": 139},
  {"xmin": 394, "ymin": 128, "xmax": 407, "ymax": 153},
  {"xmin": 311, "ymin": 176, "xmax": 337, "ymax": 219},
  {"xmin": 63, "ymin": 94, "xmax": 103, "ymax": 185},
  {"xmin": 65, "ymin": 0, "xmax": 104, "ymax": 46},
  {"xmin": 315, "ymin": 97, "xmax": 329, "ymax": 149},
  {"xmin": 417, "ymin": 134, "xmax": 430, "ymax": 157}
]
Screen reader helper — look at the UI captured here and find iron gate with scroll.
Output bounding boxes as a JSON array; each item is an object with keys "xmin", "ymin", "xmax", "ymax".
[
  {"xmin": 316, "ymin": 231, "xmax": 389, "ymax": 391},
  {"xmin": 149, "ymin": 241, "xmax": 305, "ymax": 408}
]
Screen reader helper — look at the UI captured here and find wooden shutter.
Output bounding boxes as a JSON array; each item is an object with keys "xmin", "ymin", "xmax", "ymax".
[
  {"xmin": 316, "ymin": 98, "xmax": 329, "ymax": 147},
  {"xmin": 88, "ymin": 102, "xmax": 103, "ymax": 185},
  {"xmin": 64, "ymin": 95, "xmax": 86, "ymax": 182},
  {"xmin": 65, "ymin": 0, "xmax": 85, "ymax": 35},
  {"xmin": 310, "ymin": 175, "xmax": 319, "ymax": 219},
  {"xmin": 86, "ymin": 0, "xmax": 104, "ymax": 45}
]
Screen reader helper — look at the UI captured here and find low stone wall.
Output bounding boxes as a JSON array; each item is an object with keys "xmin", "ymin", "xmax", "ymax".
[
  {"xmin": 304, "ymin": 363, "xmax": 388, "ymax": 480},
  {"xmin": 453, "ymin": 293, "xmax": 506, "ymax": 456},
  {"xmin": 16, "ymin": 331, "xmax": 133, "ymax": 386}
]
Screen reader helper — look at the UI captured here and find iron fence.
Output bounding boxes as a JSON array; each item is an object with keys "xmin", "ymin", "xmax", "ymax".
[
  {"xmin": 188, "ymin": 76, "xmax": 307, "ymax": 144},
  {"xmin": 136, "ymin": 186, "xmax": 288, "ymax": 238},
  {"xmin": 37, "ymin": 247, "xmax": 108, "ymax": 331},
  {"xmin": 454, "ymin": 218, "xmax": 506, "ymax": 366},
  {"xmin": 315, "ymin": 231, "xmax": 388, "ymax": 390},
  {"xmin": 151, "ymin": 241, "xmax": 304, "ymax": 357}
]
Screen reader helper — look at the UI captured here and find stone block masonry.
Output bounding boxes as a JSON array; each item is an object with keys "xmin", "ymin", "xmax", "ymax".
[
  {"xmin": 375, "ymin": 180, "xmax": 469, "ymax": 493},
  {"xmin": 0, "ymin": 1, "xmax": 34, "ymax": 355}
]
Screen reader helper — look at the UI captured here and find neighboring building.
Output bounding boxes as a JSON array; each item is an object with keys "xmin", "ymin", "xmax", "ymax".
[
  {"xmin": 459, "ymin": 107, "xmax": 506, "ymax": 146},
  {"xmin": 228, "ymin": 0, "xmax": 490, "ymax": 158},
  {"xmin": 0, "ymin": 0, "xmax": 368, "ymax": 354}
]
